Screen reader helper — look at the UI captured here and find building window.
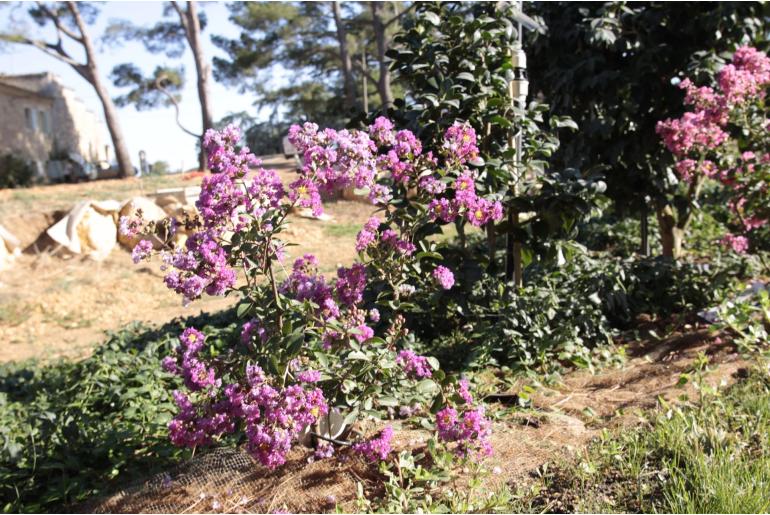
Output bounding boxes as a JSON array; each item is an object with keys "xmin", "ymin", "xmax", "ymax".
[
  {"xmin": 37, "ymin": 110, "xmax": 50, "ymax": 134},
  {"xmin": 25, "ymin": 107, "xmax": 36, "ymax": 131}
]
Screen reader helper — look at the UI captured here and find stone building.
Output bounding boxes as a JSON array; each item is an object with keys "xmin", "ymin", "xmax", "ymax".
[{"xmin": 0, "ymin": 72, "xmax": 110, "ymax": 180}]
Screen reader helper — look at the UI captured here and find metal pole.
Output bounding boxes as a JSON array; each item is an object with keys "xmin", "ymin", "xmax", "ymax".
[{"xmin": 507, "ymin": 10, "xmax": 527, "ymax": 287}]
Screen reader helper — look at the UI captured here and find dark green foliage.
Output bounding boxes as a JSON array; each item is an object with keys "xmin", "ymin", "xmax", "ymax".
[
  {"xmin": 409, "ymin": 233, "xmax": 748, "ymax": 372},
  {"xmin": 0, "ymin": 310, "xmax": 239, "ymax": 513},
  {"xmin": 381, "ymin": 1, "xmax": 602, "ymax": 269},
  {"xmin": 111, "ymin": 64, "xmax": 185, "ymax": 111},
  {"xmin": 527, "ymin": 2, "xmax": 770, "ymax": 217},
  {"xmin": 0, "ymin": 154, "xmax": 35, "ymax": 189}
]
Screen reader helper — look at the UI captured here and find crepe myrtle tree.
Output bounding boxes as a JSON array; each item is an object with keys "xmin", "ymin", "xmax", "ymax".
[
  {"xmin": 123, "ymin": 118, "xmax": 498, "ymax": 468},
  {"xmin": 657, "ymin": 46, "xmax": 770, "ymax": 263},
  {"xmin": 0, "ymin": 2, "xmax": 134, "ymax": 177},
  {"xmin": 526, "ymin": 1, "xmax": 769, "ymax": 258}
]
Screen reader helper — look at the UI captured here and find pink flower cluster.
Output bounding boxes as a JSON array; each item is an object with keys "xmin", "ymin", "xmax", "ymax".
[
  {"xmin": 658, "ymin": 47, "xmax": 770, "ymax": 254},
  {"xmin": 719, "ymin": 233, "xmax": 750, "ymax": 254},
  {"xmin": 435, "ymin": 379, "xmax": 492, "ymax": 457},
  {"xmin": 165, "ymin": 329, "xmax": 329, "ymax": 469},
  {"xmin": 119, "ymin": 215, "xmax": 142, "ymax": 238},
  {"xmin": 657, "ymin": 46, "xmax": 770, "ymax": 172},
  {"xmin": 428, "ymin": 171, "xmax": 503, "ymax": 227},
  {"xmin": 396, "ymin": 350, "xmax": 433, "ymax": 379},
  {"xmin": 352, "ymin": 426, "xmax": 394, "ymax": 462},
  {"xmin": 279, "ymin": 254, "xmax": 374, "ymax": 345},
  {"xmin": 442, "ymin": 122, "xmax": 479, "ymax": 164},
  {"xmin": 432, "ymin": 265, "xmax": 455, "ymax": 290}
]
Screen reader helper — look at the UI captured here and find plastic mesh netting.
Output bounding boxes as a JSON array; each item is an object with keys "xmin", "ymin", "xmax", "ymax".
[{"xmin": 86, "ymin": 446, "xmax": 372, "ymax": 513}]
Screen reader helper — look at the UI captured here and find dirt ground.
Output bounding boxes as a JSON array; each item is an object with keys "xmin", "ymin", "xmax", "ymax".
[
  {"xmin": 0, "ymin": 155, "xmax": 375, "ymax": 362},
  {"xmin": 88, "ymin": 320, "xmax": 750, "ymax": 513}
]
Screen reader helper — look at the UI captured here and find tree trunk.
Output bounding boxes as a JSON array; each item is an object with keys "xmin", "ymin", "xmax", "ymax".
[
  {"xmin": 183, "ymin": 1, "xmax": 214, "ymax": 172},
  {"xmin": 656, "ymin": 174, "xmax": 704, "ymax": 259},
  {"xmin": 68, "ymin": 2, "xmax": 133, "ymax": 178},
  {"xmin": 332, "ymin": 1, "xmax": 356, "ymax": 109},
  {"xmin": 92, "ymin": 76, "xmax": 134, "ymax": 179},
  {"xmin": 656, "ymin": 204, "xmax": 684, "ymax": 259},
  {"xmin": 370, "ymin": 2, "xmax": 393, "ymax": 108}
]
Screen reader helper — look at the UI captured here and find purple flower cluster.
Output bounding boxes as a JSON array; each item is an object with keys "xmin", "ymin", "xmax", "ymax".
[
  {"xmin": 131, "ymin": 239, "xmax": 153, "ymax": 264},
  {"xmin": 166, "ymin": 329, "xmax": 329, "ymax": 469},
  {"xmin": 435, "ymin": 380, "xmax": 492, "ymax": 457},
  {"xmin": 241, "ymin": 318, "xmax": 267, "ymax": 347},
  {"xmin": 396, "ymin": 350, "xmax": 433, "ymax": 379},
  {"xmin": 157, "ymin": 125, "xmax": 294, "ymax": 304},
  {"xmin": 336, "ymin": 263, "xmax": 367, "ymax": 307},
  {"xmin": 355, "ymin": 216, "xmax": 416, "ymax": 257},
  {"xmin": 443, "ymin": 122, "xmax": 479, "ymax": 164},
  {"xmin": 352, "ymin": 426, "xmax": 394, "ymax": 462},
  {"xmin": 427, "ymin": 171, "xmax": 503, "ymax": 228},
  {"xmin": 355, "ymin": 216, "xmax": 381, "ymax": 253},
  {"xmin": 432, "ymin": 265, "xmax": 455, "ymax": 290},
  {"xmin": 288, "ymin": 122, "xmax": 379, "ymax": 212},
  {"xmin": 163, "ymin": 328, "xmax": 220, "ymax": 393},
  {"xmin": 279, "ymin": 255, "xmax": 374, "ymax": 344},
  {"xmin": 241, "ymin": 370, "xmax": 328, "ymax": 468}
]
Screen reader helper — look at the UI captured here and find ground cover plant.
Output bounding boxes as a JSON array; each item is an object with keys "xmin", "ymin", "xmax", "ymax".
[{"xmin": 0, "ymin": 314, "xmax": 223, "ymax": 512}]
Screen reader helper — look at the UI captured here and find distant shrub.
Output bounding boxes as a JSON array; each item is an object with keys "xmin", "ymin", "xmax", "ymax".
[
  {"xmin": 151, "ymin": 160, "xmax": 171, "ymax": 175},
  {"xmin": 0, "ymin": 154, "xmax": 35, "ymax": 189}
]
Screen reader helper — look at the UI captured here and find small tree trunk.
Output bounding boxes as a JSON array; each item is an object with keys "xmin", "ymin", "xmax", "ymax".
[
  {"xmin": 68, "ymin": 2, "xmax": 132, "ymax": 178},
  {"xmin": 656, "ymin": 204, "xmax": 684, "ymax": 258},
  {"xmin": 184, "ymin": 1, "xmax": 214, "ymax": 172},
  {"xmin": 93, "ymin": 77, "xmax": 133, "ymax": 179},
  {"xmin": 370, "ymin": 2, "xmax": 394, "ymax": 108},
  {"xmin": 332, "ymin": 1, "xmax": 356, "ymax": 109},
  {"xmin": 656, "ymin": 174, "xmax": 704, "ymax": 259}
]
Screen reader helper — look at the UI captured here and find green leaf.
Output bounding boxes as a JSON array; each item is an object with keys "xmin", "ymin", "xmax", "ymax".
[
  {"xmin": 378, "ymin": 396, "xmax": 399, "ymax": 407},
  {"xmin": 235, "ymin": 302, "xmax": 251, "ymax": 319},
  {"xmin": 416, "ymin": 379, "xmax": 438, "ymax": 395},
  {"xmin": 422, "ymin": 11, "xmax": 441, "ymax": 26}
]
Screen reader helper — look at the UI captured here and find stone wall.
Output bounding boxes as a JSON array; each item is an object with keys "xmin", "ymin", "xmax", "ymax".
[
  {"xmin": 0, "ymin": 82, "xmax": 54, "ymax": 177},
  {"xmin": 0, "ymin": 73, "xmax": 110, "ymax": 177}
]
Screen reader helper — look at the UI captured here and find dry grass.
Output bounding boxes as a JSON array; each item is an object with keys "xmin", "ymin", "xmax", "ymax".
[{"xmin": 0, "ymin": 156, "xmax": 376, "ymax": 362}]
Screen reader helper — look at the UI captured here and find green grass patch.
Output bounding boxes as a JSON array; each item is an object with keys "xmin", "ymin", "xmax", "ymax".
[
  {"xmin": 520, "ymin": 361, "xmax": 770, "ymax": 513},
  {"xmin": 324, "ymin": 222, "xmax": 362, "ymax": 239},
  {"xmin": 0, "ymin": 301, "xmax": 31, "ymax": 327}
]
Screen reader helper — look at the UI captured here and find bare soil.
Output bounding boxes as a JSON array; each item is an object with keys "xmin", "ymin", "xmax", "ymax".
[
  {"xmin": 87, "ymin": 322, "xmax": 749, "ymax": 513},
  {"xmin": 0, "ymin": 156, "xmax": 374, "ymax": 362}
]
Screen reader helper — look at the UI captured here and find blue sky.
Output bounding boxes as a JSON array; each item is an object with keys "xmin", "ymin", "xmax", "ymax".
[{"xmin": 0, "ymin": 2, "xmax": 265, "ymax": 170}]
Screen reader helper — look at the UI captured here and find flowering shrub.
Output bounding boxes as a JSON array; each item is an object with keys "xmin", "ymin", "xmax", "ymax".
[
  {"xmin": 657, "ymin": 46, "xmax": 770, "ymax": 261},
  {"xmin": 127, "ymin": 117, "xmax": 497, "ymax": 468}
]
